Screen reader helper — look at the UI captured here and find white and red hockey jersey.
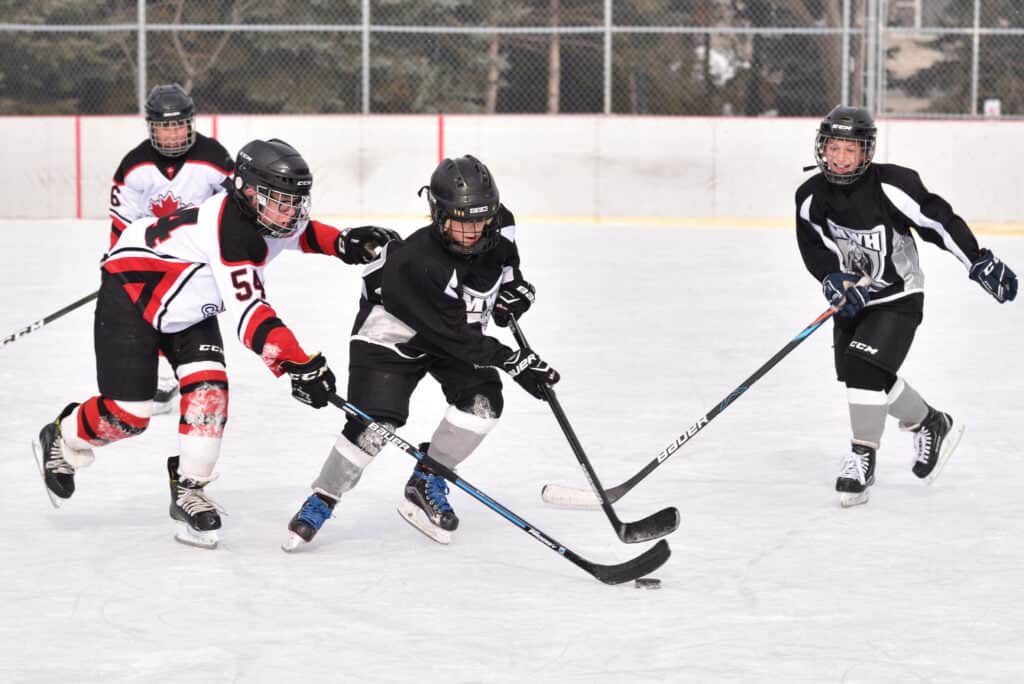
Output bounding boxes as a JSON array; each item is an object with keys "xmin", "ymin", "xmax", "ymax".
[
  {"xmin": 108, "ymin": 132, "xmax": 234, "ymax": 248},
  {"xmin": 102, "ymin": 192, "xmax": 345, "ymax": 376}
]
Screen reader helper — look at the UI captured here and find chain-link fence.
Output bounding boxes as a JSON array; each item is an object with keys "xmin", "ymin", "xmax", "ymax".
[{"xmin": 1, "ymin": 0, "xmax": 1021, "ymax": 117}]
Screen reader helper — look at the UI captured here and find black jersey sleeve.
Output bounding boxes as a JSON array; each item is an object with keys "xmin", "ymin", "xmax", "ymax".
[
  {"xmin": 879, "ymin": 165, "xmax": 982, "ymax": 268},
  {"xmin": 795, "ymin": 180, "xmax": 842, "ymax": 282},
  {"xmin": 383, "ymin": 253, "xmax": 513, "ymax": 367}
]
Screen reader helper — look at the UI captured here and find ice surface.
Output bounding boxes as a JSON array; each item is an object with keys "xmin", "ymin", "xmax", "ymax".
[{"xmin": 2, "ymin": 218, "xmax": 1022, "ymax": 683}]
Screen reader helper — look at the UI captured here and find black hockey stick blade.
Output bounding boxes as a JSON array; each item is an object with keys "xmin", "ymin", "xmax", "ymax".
[
  {"xmin": 327, "ymin": 394, "xmax": 672, "ymax": 585},
  {"xmin": 618, "ymin": 506, "xmax": 680, "ymax": 544},
  {"xmin": 575, "ymin": 539, "xmax": 671, "ymax": 585},
  {"xmin": 508, "ymin": 317, "xmax": 678, "ymax": 543}
]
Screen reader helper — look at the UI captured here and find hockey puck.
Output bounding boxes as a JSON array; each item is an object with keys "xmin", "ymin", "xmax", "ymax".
[{"xmin": 634, "ymin": 577, "xmax": 661, "ymax": 589}]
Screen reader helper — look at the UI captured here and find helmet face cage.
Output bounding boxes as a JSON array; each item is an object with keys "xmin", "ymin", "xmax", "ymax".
[
  {"xmin": 426, "ymin": 156, "xmax": 501, "ymax": 256},
  {"xmin": 429, "ymin": 191, "xmax": 501, "ymax": 256},
  {"xmin": 147, "ymin": 117, "xmax": 196, "ymax": 157},
  {"xmin": 814, "ymin": 106, "xmax": 877, "ymax": 185},
  {"xmin": 250, "ymin": 184, "xmax": 311, "ymax": 238}
]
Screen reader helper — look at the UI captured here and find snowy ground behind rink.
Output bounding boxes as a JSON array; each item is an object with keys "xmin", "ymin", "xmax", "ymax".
[{"xmin": 1, "ymin": 217, "xmax": 1023, "ymax": 684}]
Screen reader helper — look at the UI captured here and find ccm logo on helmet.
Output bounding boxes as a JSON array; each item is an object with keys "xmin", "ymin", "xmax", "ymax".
[
  {"xmin": 296, "ymin": 180, "xmax": 312, "ymax": 186},
  {"xmin": 468, "ymin": 205, "xmax": 491, "ymax": 215}
]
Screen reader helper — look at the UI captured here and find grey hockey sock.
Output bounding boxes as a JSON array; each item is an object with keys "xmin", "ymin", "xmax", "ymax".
[
  {"xmin": 311, "ymin": 422, "xmax": 396, "ymax": 499},
  {"xmin": 847, "ymin": 387, "xmax": 888, "ymax": 448},
  {"xmin": 428, "ymin": 403, "xmax": 498, "ymax": 470},
  {"xmin": 886, "ymin": 378, "xmax": 929, "ymax": 429}
]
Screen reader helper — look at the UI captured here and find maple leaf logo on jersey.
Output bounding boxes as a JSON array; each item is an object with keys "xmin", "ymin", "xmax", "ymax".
[{"xmin": 150, "ymin": 193, "xmax": 183, "ymax": 217}]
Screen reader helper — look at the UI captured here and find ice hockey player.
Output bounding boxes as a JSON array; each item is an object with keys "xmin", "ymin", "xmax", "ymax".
[
  {"xmin": 33, "ymin": 138, "xmax": 399, "ymax": 548},
  {"xmin": 796, "ymin": 105, "xmax": 1017, "ymax": 507},
  {"xmin": 108, "ymin": 83, "xmax": 234, "ymax": 414},
  {"xmin": 284, "ymin": 154, "xmax": 559, "ymax": 549}
]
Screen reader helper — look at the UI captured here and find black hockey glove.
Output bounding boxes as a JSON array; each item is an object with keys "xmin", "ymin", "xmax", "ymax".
[
  {"xmin": 336, "ymin": 226, "xmax": 401, "ymax": 265},
  {"xmin": 823, "ymin": 272, "xmax": 869, "ymax": 318},
  {"xmin": 280, "ymin": 353, "xmax": 336, "ymax": 409},
  {"xmin": 491, "ymin": 278, "xmax": 536, "ymax": 327},
  {"xmin": 969, "ymin": 249, "xmax": 1017, "ymax": 303},
  {"xmin": 502, "ymin": 349, "xmax": 559, "ymax": 400}
]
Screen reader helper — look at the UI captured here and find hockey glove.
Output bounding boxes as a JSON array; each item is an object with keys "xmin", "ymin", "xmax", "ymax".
[
  {"xmin": 280, "ymin": 353, "xmax": 336, "ymax": 409},
  {"xmin": 969, "ymin": 249, "xmax": 1017, "ymax": 303},
  {"xmin": 502, "ymin": 349, "xmax": 560, "ymax": 400},
  {"xmin": 823, "ymin": 272, "xmax": 869, "ymax": 318},
  {"xmin": 337, "ymin": 226, "xmax": 401, "ymax": 265},
  {"xmin": 491, "ymin": 278, "xmax": 536, "ymax": 327}
]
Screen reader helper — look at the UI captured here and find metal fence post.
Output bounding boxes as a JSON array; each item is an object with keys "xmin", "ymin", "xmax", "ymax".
[
  {"xmin": 970, "ymin": 0, "xmax": 980, "ymax": 115},
  {"xmin": 841, "ymin": 0, "xmax": 850, "ymax": 105},
  {"xmin": 137, "ymin": 0, "xmax": 146, "ymax": 113},
  {"xmin": 864, "ymin": 0, "xmax": 878, "ymax": 113},
  {"xmin": 362, "ymin": 0, "xmax": 371, "ymax": 114},
  {"xmin": 603, "ymin": 0, "xmax": 612, "ymax": 114}
]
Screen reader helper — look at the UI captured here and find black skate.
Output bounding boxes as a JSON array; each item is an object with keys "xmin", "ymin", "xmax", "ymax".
[
  {"xmin": 31, "ymin": 403, "xmax": 85, "ymax": 508},
  {"xmin": 398, "ymin": 444, "xmax": 458, "ymax": 545},
  {"xmin": 282, "ymin": 493, "xmax": 337, "ymax": 552},
  {"xmin": 836, "ymin": 443, "xmax": 876, "ymax": 508},
  {"xmin": 167, "ymin": 456, "xmax": 222, "ymax": 549},
  {"xmin": 151, "ymin": 383, "xmax": 179, "ymax": 416},
  {"xmin": 910, "ymin": 407, "xmax": 964, "ymax": 482}
]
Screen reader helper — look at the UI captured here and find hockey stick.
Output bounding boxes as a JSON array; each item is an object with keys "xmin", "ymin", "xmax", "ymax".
[
  {"xmin": 508, "ymin": 317, "xmax": 680, "ymax": 543},
  {"xmin": 542, "ymin": 295, "xmax": 860, "ymax": 507},
  {"xmin": 327, "ymin": 394, "xmax": 670, "ymax": 585},
  {"xmin": 2, "ymin": 290, "xmax": 98, "ymax": 349}
]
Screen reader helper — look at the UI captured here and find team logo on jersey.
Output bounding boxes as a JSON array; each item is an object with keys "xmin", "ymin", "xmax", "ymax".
[
  {"xmin": 150, "ymin": 192, "xmax": 184, "ymax": 217},
  {"xmin": 826, "ymin": 219, "xmax": 892, "ymax": 288},
  {"xmin": 462, "ymin": 280, "xmax": 502, "ymax": 328},
  {"xmin": 201, "ymin": 303, "xmax": 224, "ymax": 318}
]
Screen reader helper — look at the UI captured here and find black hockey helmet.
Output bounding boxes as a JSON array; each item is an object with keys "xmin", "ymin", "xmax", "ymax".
[
  {"xmin": 420, "ymin": 155, "xmax": 501, "ymax": 255},
  {"xmin": 233, "ymin": 138, "xmax": 313, "ymax": 238},
  {"xmin": 814, "ymin": 105, "xmax": 877, "ymax": 185},
  {"xmin": 145, "ymin": 83, "xmax": 196, "ymax": 157}
]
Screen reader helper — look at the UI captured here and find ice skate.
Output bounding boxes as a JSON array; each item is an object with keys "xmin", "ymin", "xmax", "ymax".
[
  {"xmin": 910, "ymin": 407, "xmax": 964, "ymax": 483},
  {"xmin": 282, "ymin": 493, "xmax": 336, "ymax": 552},
  {"xmin": 836, "ymin": 443, "xmax": 876, "ymax": 508},
  {"xmin": 398, "ymin": 445, "xmax": 458, "ymax": 545},
  {"xmin": 31, "ymin": 403, "xmax": 92, "ymax": 508},
  {"xmin": 167, "ymin": 456, "xmax": 222, "ymax": 549}
]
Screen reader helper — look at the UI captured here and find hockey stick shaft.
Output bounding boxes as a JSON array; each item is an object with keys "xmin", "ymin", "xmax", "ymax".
[
  {"xmin": 545, "ymin": 305, "xmax": 840, "ymax": 506},
  {"xmin": 508, "ymin": 318, "xmax": 679, "ymax": 542},
  {"xmin": 2, "ymin": 290, "xmax": 98, "ymax": 349},
  {"xmin": 327, "ymin": 394, "xmax": 670, "ymax": 584}
]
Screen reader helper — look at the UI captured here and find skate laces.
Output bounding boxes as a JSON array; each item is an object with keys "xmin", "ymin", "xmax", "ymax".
[
  {"xmin": 298, "ymin": 495, "xmax": 333, "ymax": 529},
  {"xmin": 913, "ymin": 412, "xmax": 948, "ymax": 465},
  {"xmin": 839, "ymin": 450, "xmax": 869, "ymax": 484},
  {"xmin": 44, "ymin": 426, "xmax": 75, "ymax": 475},
  {"xmin": 415, "ymin": 471, "xmax": 453, "ymax": 514},
  {"xmin": 176, "ymin": 480, "xmax": 224, "ymax": 516},
  {"xmin": 913, "ymin": 429, "xmax": 933, "ymax": 464}
]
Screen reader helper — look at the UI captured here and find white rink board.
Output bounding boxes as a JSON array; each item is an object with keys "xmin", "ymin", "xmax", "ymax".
[
  {"xmin": 5, "ymin": 115, "xmax": 1024, "ymax": 225},
  {"xmin": 2, "ymin": 218, "xmax": 1023, "ymax": 682}
]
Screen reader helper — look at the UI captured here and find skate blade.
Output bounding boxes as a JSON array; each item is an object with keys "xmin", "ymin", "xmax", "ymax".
[
  {"xmin": 281, "ymin": 532, "xmax": 307, "ymax": 553},
  {"xmin": 31, "ymin": 439, "xmax": 63, "ymax": 509},
  {"xmin": 839, "ymin": 490, "xmax": 870, "ymax": 508},
  {"xmin": 925, "ymin": 423, "xmax": 966, "ymax": 485},
  {"xmin": 174, "ymin": 522, "xmax": 218, "ymax": 549},
  {"xmin": 397, "ymin": 501, "xmax": 451, "ymax": 545}
]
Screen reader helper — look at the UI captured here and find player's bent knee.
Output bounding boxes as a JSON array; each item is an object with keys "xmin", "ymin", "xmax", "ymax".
[{"xmin": 177, "ymin": 361, "xmax": 229, "ymax": 438}]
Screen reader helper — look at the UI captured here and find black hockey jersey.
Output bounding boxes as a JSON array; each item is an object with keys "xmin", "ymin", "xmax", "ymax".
[
  {"xmin": 351, "ymin": 206, "xmax": 522, "ymax": 366},
  {"xmin": 108, "ymin": 132, "xmax": 234, "ymax": 248},
  {"xmin": 795, "ymin": 163, "xmax": 983, "ymax": 307}
]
